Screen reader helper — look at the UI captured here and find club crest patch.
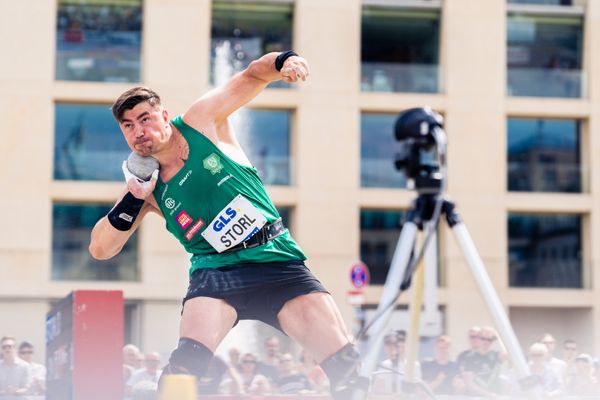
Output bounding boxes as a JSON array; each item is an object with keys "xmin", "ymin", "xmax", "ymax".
[{"xmin": 203, "ymin": 153, "xmax": 223, "ymax": 175}]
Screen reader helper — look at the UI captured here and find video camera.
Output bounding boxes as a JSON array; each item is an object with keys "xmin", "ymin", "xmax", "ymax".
[{"xmin": 393, "ymin": 107, "xmax": 445, "ymax": 193}]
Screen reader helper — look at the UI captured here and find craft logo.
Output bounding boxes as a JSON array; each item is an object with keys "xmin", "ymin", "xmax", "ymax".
[
  {"xmin": 179, "ymin": 170, "xmax": 193, "ymax": 186},
  {"xmin": 176, "ymin": 211, "xmax": 193, "ymax": 229},
  {"xmin": 185, "ymin": 219, "xmax": 205, "ymax": 241}
]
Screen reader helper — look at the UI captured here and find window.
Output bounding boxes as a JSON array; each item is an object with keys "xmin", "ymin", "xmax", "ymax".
[
  {"xmin": 507, "ymin": 9, "xmax": 584, "ymax": 97},
  {"xmin": 508, "ymin": 213, "xmax": 582, "ymax": 288},
  {"xmin": 361, "ymin": 5, "xmax": 440, "ymax": 93},
  {"xmin": 233, "ymin": 109, "xmax": 291, "ymax": 185},
  {"xmin": 53, "ymin": 203, "xmax": 139, "ymax": 281},
  {"xmin": 277, "ymin": 207, "xmax": 292, "ymax": 232},
  {"xmin": 54, "ymin": 103, "xmax": 130, "ymax": 181},
  {"xmin": 508, "ymin": 0, "xmax": 573, "ymax": 4},
  {"xmin": 360, "ymin": 209, "xmax": 405, "ymax": 284},
  {"xmin": 507, "ymin": 118, "xmax": 581, "ymax": 192},
  {"xmin": 211, "ymin": 1, "xmax": 293, "ymax": 88},
  {"xmin": 361, "ymin": 113, "xmax": 408, "ymax": 188},
  {"xmin": 56, "ymin": 0, "xmax": 143, "ymax": 82}
]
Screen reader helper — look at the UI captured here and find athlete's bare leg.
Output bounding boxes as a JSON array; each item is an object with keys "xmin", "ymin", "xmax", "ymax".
[
  {"xmin": 278, "ymin": 292, "xmax": 368, "ymax": 399},
  {"xmin": 277, "ymin": 292, "xmax": 350, "ymax": 361},
  {"xmin": 180, "ymin": 296, "xmax": 237, "ymax": 351}
]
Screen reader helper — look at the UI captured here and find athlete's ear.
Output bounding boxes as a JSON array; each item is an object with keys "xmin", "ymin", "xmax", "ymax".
[{"xmin": 162, "ymin": 108, "xmax": 169, "ymax": 123}]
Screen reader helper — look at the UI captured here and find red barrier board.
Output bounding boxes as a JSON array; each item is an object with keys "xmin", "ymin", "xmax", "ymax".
[{"xmin": 47, "ymin": 290, "xmax": 124, "ymax": 400}]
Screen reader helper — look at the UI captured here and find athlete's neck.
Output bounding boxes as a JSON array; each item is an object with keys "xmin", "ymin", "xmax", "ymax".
[{"xmin": 156, "ymin": 125, "xmax": 189, "ymax": 182}]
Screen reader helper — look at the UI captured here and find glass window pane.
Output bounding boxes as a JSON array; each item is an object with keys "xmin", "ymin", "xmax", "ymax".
[
  {"xmin": 56, "ymin": 0, "xmax": 143, "ymax": 82},
  {"xmin": 361, "ymin": 7, "xmax": 440, "ymax": 93},
  {"xmin": 361, "ymin": 113, "xmax": 407, "ymax": 188},
  {"xmin": 54, "ymin": 103, "xmax": 129, "ymax": 181},
  {"xmin": 508, "ymin": 213, "xmax": 582, "ymax": 288},
  {"xmin": 508, "ymin": 0, "xmax": 573, "ymax": 4},
  {"xmin": 276, "ymin": 207, "xmax": 291, "ymax": 232},
  {"xmin": 232, "ymin": 109, "xmax": 291, "ymax": 185},
  {"xmin": 507, "ymin": 118, "xmax": 581, "ymax": 192},
  {"xmin": 360, "ymin": 209, "xmax": 405, "ymax": 284},
  {"xmin": 53, "ymin": 203, "xmax": 139, "ymax": 281},
  {"xmin": 507, "ymin": 13, "xmax": 583, "ymax": 97},
  {"xmin": 211, "ymin": 1, "xmax": 293, "ymax": 89}
]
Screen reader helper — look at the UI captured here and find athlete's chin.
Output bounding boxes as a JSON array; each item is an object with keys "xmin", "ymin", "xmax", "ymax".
[{"xmin": 135, "ymin": 146, "xmax": 154, "ymax": 157}]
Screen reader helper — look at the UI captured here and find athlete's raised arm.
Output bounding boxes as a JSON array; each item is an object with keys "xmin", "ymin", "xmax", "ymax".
[{"xmin": 183, "ymin": 51, "xmax": 309, "ymax": 143}]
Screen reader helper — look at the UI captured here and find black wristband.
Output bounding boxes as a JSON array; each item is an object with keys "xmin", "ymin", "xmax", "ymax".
[
  {"xmin": 107, "ymin": 192, "xmax": 145, "ymax": 231},
  {"xmin": 275, "ymin": 51, "xmax": 298, "ymax": 71}
]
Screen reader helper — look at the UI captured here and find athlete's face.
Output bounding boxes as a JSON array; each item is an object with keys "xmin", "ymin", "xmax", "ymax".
[{"xmin": 119, "ymin": 101, "xmax": 170, "ymax": 156}]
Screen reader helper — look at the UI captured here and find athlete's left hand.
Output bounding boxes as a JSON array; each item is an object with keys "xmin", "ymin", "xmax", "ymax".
[
  {"xmin": 122, "ymin": 161, "xmax": 159, "ymax": 200},
  {"xmin": 281, "ymin": 56, "xmax": 309, "ymax": 83}
]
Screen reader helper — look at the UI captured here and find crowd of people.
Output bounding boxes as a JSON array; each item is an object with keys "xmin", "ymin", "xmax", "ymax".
[
  {"xmin": 371, "ymin": 327, "xmax": 600, "ymax": 398},
  {"xmin": 2, "ymin": 329, "xmax": 600, "ymax": 399},
  {"xmin": 0, "ymin": 337, "xmax": 46, "ymax": 398}
]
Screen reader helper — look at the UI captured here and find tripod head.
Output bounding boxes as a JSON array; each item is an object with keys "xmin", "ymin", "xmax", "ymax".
[{"xmin": 394, "ymin": 107, "xmax": 445, "ymax": 194}]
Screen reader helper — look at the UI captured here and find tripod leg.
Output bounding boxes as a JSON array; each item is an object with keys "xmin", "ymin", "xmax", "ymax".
[
  {"xmin": 360, "ymin": 221, "xmax": 419, "ymax": 379},
  {"xmin": 450, "ymin": 221, "xmax": 531, "ymax": 380}
]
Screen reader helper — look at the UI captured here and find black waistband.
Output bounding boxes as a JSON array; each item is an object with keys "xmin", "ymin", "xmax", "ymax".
[{"xmin": 226, "ymin": 218, "xmax": 285, "ymax": 252}]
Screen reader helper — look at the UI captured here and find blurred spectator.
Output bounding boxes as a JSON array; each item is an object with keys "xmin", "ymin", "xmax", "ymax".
[
  {"xmin": 123, "ymin": 344, "xmax": 142, "ymax": 385},
  {"xmin": 460, "ymin": 326, "xmax": 507, "ymax": 396},
  {"xmin": 457, "ymin": 326, "xmax": 482, "ymax": 369},
  {"xmin": 227, "ymin": 347, "xmax": 241, "ymax": 372},
  {"xmin": 130, "ymin": 380, "xmax": 158, "ymax": 400},
  {"xmin": 514, "ymin": 342, "xmax": 562, "ymax": 397},
  {"xmin": 371, "ymin": 331, "xmax": 421, "ymax": 395},
  {"xmin": 240, "ymin": 353, "xmax": 271, "ymax": 395},
  {"xmin": 565, "ymin": 353, "xmax": 598, "ymax": 396},
  {"xmin": 298, "ymin": 350, "xmax": 329, "ymax": 393},
  {"xmin": 562, "ymin": 339, "xmax": 578, "ymax": 381},
  {"xmin": 125, "ymin": 352, "xmax": 161, "ymax": 397},
  {"xmin": 17, "ymin": 341, "xmax": 45, "ymax": 395},
  {"xmin": 421, "ymin": 335, "xmax": 464, "ymax": 395},
  {"xmin": 257, "ymin": 336, "xmax": 280, "ymax": 382},
  {"xmin": 540, "ymin": 333, "xmax": 567, "ymax": 383},
  {"xmin": 274, "ymin": 352, "xmax": 311, "ymax": 394},
  {"xmin": 0, "ymin": 336, "xmax": 30, "ymax": 397}
]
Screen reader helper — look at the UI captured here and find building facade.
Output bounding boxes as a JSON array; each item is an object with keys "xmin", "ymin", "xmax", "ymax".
[{"xmin": 0, "ymin": 0, "xmax": 599, "ymax": 363}]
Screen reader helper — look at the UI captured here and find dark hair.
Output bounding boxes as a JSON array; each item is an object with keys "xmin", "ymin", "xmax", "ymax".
[
  {"xmin": 18, "ymin": 341, "xmax": 33, "ymax": 351},
  {"xmin": 112, "ymin": 86, "xmax": 161, "ymax": 122}
]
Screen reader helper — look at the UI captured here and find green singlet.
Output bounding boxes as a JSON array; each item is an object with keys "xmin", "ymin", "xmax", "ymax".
[{"xmin": 153, "ymin": 116, "xmax": 306, "ymax": 275}]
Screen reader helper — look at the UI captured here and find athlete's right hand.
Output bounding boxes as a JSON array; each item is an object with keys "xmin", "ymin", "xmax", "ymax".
[{"xmin": 122, "ymin": 161, "xmax": 159, "ymax": 200}]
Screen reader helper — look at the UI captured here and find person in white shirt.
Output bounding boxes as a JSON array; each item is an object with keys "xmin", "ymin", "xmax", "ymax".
[
  {"xmin": 126, "ymin": 352, "xmax": 162, "ymax": 397},
  {"xmin": 371, "ymin": 331, "xmax": 421, "ymax": 395},
  {"xmin": 0, "ymin": 337, "xmax": 30, "ymax": 398},
  {"xmin": 17, "ymin": 342, "xmax": 45, "ymax": 395}
]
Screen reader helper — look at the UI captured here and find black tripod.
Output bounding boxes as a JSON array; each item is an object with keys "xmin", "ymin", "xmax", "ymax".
[{"xmin": 356, "ymin": 108, "xmax": 532, "ymax": 397}]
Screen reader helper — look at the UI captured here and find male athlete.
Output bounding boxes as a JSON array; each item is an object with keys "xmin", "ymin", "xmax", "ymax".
[{"xmin": 89, "ymin": 51, "xmax": 368, "ymax": 399}]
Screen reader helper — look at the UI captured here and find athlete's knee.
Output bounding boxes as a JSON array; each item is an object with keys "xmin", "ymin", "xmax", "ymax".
[
  {"xmin": 164, "ymin": 337, "xmax": 213, "ymax": 379},
  {"xmin": 320, "ymin": 343, "xmax": 369, "ymax": 400}
]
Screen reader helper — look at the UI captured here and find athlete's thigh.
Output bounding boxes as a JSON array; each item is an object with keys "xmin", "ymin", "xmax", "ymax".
[
  {"xmin": 180, "ymin": 296, "xmax": 237, "ymax": 352},
  {"xmin": 277, "ymin": 292, "xmax": 350, "ymax": 362}
]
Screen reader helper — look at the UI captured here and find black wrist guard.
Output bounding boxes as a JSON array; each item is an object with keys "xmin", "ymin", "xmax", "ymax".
[
  {"xmin": 107, "ymin": 192, "xmax": 144, "ymax": 231},
  {"xmin": 275, "ymin": 50, "xmax": 298, "ymax": 71}
]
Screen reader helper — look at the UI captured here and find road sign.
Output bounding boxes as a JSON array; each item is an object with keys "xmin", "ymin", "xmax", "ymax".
[{"xmin": 350, "ymin": 261, "xmax": 370, "ymax": 289}]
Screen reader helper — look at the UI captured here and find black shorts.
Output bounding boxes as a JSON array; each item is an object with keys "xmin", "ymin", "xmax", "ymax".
[{"xmin": 182, "ymin": 260, "xmax": 328, "ymax": 332}]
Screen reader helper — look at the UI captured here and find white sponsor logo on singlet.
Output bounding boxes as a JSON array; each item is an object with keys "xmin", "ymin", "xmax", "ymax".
[
  {"xmin": 165, "ymin": 198, "xmax": 176, "ymax": 209},
  {"xmin": 179, "ymin": 170, "xmax": 192, "ymax": 186}
]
